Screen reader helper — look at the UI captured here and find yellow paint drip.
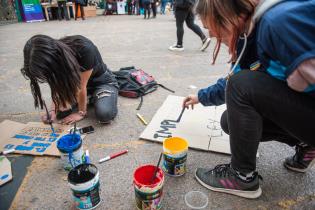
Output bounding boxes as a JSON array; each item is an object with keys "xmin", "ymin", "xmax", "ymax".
[{"xmin": 163, "ymin": 137, "xmax": 188, "ymax": 154}]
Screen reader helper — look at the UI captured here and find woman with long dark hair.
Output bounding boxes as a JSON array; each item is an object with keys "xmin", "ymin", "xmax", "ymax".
[
  {"xmin": 21, "ymin": 35, "xmax": 118, "ymax": 124},
  {"xmin": 183, "ymin": 0, "xmax": 315, "ymax": 198}
]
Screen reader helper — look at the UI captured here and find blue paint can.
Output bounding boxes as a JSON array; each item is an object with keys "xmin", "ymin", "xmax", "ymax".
[
  {"xmin": 68, "ymin": 164, "xmax": 101, "ymax": 210},
  {"xmin": 57, "ymin": 133, "xmax": 84, "ymax": 170}
]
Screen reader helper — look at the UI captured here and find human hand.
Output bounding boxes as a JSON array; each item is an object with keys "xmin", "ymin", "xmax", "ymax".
[
  {"xmin": 182, "ymin": 95, "xmax": 199, "ymax": 109},
  {"xmin": 61, "ymin": 112, "xmax": 85, "ymax": 125},
  {"xmin": 41, "ymin": 110, "xmax": 56, "ymax": 124}
]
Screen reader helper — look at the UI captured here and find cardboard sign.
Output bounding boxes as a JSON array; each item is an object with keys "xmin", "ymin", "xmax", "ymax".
[
  {"xmin": 0, "ymin": 120, "xmax": 70, "ymax": 157},
  {"xmin": 140, "ymin": 95, "xmax": 231, "ymax": 154},
  {"xmin": 0, "ymin": 156, "xmax": 12, "ymax": 186}
]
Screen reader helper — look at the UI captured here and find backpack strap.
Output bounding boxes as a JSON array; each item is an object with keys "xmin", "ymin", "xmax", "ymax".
[
  {"xmin": 157, "ymin": 84, "xmax": 175, "ymax": 93},
  {"xmin": 136, "ymin": 95, "xmax": 144, "ymax": 110}
]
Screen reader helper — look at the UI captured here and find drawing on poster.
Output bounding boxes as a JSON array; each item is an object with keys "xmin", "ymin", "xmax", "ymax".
[
  {"xmin": 4, "ymin": 126, "xmax": 65, "ymax": 154},
  {"xmin": 154, "ymin": 106, "xmax": 224, "ymax": 142}
]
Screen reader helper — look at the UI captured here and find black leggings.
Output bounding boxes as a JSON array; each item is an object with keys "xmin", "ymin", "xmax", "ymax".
[
  {"xmin": 175, "ymin": 8, "xmax": 205, "ymax": 46},
  {"xmin": 143, "ymin": 2, "xmax": 150, "ymax": 18},
  {"xmin": 221, "ymin": 70, "xmax": 315, "ymax": 173},
  {"xmin": 151, "ymin": 2, "xmax": 156, "ymax": 17}
]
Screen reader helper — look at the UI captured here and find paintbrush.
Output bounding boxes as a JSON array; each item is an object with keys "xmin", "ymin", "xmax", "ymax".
[
  {"xmin": 150, "ymin": 152, "xmax": 163, "ymax": 183},
  {"xmin": 72, "ymin": 122, "xmax": 77, "ymax": 143},
  {"xmin": 43, "ymin": 101, "xmax": 55, "ymax": 136},
  {"xmin": 176, "ymin": 107, "xmax": 186, "ymax": 122}
]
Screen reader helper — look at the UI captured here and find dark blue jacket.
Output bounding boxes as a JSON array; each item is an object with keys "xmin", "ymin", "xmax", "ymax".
[{"xmin": 198, "ymin": 0, "xmax": 315, "ymax": 106}]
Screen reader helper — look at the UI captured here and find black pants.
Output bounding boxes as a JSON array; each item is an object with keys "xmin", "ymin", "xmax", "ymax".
[
  {"xmin": 151, "ymin": 2, "xmax": 156, "ymax": 17},
  {"xmin": 57, "ymin": 84, "xmax": 118, "ymax": 123},
  {"xmin": 57, "ymin": 1, "xmax": 69, "ymax": 20},
  {"xmin": 143, "ymin": 2, "xmax": 150, "ymax": 18},
  {"xmin": 220, "ymin": 70, "xmax": 315, "ymax": 173},
  {"xmin": 175, "ymin": 8, "xmax": 205, "ymax": 46}
]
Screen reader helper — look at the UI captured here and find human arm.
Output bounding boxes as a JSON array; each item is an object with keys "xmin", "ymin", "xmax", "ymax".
[
  {"xmin": 62, "ymin": 70, "xmax": 92, "ymax": 124},
  {"xmin": 257, "ymin": 4, "xmax": 315, "ymax": 93},
  {"xmin": 197, "ymin": 77, "xmax": 226, "ymax": 106},
  {"xmin": 183, "ymin": 77, "xmax": 227, "ymax": 109}
]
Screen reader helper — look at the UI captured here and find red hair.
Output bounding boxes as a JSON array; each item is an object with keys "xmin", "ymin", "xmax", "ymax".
[{"xmin": 195, "ymin": 0, "xmax": 256, "ymax": 63}]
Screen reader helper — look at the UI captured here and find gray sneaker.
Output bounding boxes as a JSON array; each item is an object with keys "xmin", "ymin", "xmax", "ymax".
[
  {"xmin": 200, "ymin": 37, "xmax": 211, "ymax": 51},
  {"xmin": 284, "ymin": 143, "xmax": 315, "ymax": 173},
  {"xmin": 195, "ymin": 164, "xmax": 262, "ymax": 199}
]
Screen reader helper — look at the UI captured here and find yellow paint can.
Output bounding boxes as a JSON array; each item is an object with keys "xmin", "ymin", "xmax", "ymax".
[{"xmin": 162, "ymin": 137, "xmax": 188, "ymax": 176}]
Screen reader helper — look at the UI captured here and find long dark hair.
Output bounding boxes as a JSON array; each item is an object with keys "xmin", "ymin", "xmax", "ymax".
[{"xmin": 21, "ymin": 35, "xmax": 81, "ymax": 110}]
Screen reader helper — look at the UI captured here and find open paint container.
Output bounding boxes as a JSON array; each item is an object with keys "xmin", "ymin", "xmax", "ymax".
[
  {"xmin": 162, "ymin": 137, "xmax": 188, "ymax": 176},
  {"xmin": 68, "ymin": 164, "xmax": 101, "ymax": 210},
  {"xmin": 133, "ymin": 164, "xmax": 164, "ymax": 210},
  {"xmin": 57, "ymin": 133, "xmax": 84, "ymax": 170}
]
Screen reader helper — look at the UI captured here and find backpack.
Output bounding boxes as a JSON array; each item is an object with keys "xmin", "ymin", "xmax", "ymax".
[{"xmin": 113, "ymin": 66, "xmax": 175, "ymax": 110}]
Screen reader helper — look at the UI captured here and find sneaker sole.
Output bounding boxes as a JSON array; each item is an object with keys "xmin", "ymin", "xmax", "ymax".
[
  {"xmin": 284, "ymin": 158, "xmax": 315, "ymax": 173},
  {"xmin": 168, "ymin": 48, "xmax": 184, "ymax": 52},
  {"xmin": 200, "ymin": 39, "xmax": 211, "ymax": 51},
  {"xmin": 194, "ymin": 169, "xmax": 262, "ymax": 199}
]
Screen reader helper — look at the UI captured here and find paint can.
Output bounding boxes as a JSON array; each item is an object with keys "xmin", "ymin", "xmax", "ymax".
[
  {"xmin": 133, "ymin": 165, "xmax": 164, "ymax": 210},
  {"xmin": 68, "ymin": 164, "xmax": 101, "ymax": 210},
  {"xmin": 57, "ymin": 133, "xmax": 84, "ymax": 170},
  {"xmin": 162, "ymin": 137, "xmax": 188, "ymax": 176}
]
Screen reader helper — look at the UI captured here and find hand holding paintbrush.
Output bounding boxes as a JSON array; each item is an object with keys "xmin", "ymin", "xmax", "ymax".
[{"xmin": 43, "ymin": 101, "xmax": 55, "ymax": 136}]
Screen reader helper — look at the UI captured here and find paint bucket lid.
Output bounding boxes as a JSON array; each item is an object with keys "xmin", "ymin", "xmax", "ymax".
[
  {"xmin": 57, "ymin": 133, "xmax": 82, "ymax": 153},
  {"xmin": 184, "ymin": 191, "xmax": 208, "ymax": 209},
  {"xmin": 163, "ymin": 137, "xmax": 188, "ymax": 154},
  {"xmin": 133, "ymin": 164, "xmax": 164, "ymax": 189}
]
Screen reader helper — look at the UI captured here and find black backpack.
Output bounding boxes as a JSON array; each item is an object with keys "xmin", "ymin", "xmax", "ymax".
[{"xmin": 113, "ymin": 66, "xmax": 175, "ymax": 110}]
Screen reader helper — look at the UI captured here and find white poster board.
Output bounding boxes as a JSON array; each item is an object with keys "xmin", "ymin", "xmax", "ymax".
[{"xmin": 140, "ymin": 95, "xmax": 231, "ymax": 154}]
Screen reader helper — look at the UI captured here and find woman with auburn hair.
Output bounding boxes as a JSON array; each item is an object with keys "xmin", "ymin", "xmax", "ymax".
[
  {"xmin": 183, "ymin": 0, "xmax": 315, "ymax": 198},
  {"xmin": 21, "ymin": 35, "xmax": 118, "ymax": 125}
]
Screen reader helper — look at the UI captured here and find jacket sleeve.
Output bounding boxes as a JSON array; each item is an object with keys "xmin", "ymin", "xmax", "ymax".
[{"xmin": 197, "ymin": 77, "xmax": 226, "ymax": 106}]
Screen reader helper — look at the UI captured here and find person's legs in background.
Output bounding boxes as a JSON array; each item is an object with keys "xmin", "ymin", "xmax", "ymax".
[
  {"xmin": 185, "ymin": 10, "xmax": 210, "ymax": 51},
  {"xmin": 168, "ymin": 8, "xmax": 187, "ymax": 51},
  {"xmin": 151, "ymin": 1, "xmax": 157, "ymax": 18},
  {"xmin": 80, "ymin": 4, "xmax": 85, "ymax": 20},
  {"xmin": 143, "ymin": 2, "xmax": 150, "ymax": 19},
  {"xmin": 57, "ymin": 1, "xmax": 63, "ymax": 20},
  {"xmin": 195, "ymin": 70, "xmax": 315, "ymax": 198},
  {"xmin": 160, "ymin": 0, "xmax": 166, "ymax": 14},
  {"xmin": 75, "ymin": 3, "xmax": 79, "ymax": 20},
  {"xmin": 135, "ymin": 0, "xmax": 140, "ymax": 15},
  {"xmin": 62, "ymin": 1, "xmax": 70, "ymax": 20}
]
